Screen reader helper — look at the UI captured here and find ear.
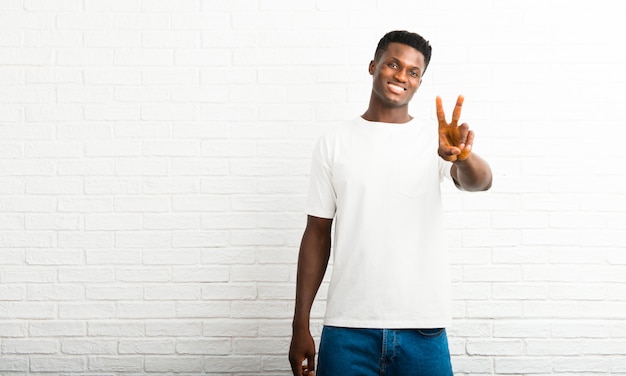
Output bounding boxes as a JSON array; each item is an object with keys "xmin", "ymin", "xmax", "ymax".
[{"xmin": 368, "ymin": 60, "xmax": 376, "ymax": 75}]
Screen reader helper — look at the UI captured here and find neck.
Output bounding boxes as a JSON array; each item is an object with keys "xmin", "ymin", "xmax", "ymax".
[{"xmin": 361, "ymin": 94, "xmax": 412, "ymax": 124}]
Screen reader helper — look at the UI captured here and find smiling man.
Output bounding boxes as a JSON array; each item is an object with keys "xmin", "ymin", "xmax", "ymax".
[{"xmin": 289, "ymin": 30, "xmax": 492, "ymax": 376}]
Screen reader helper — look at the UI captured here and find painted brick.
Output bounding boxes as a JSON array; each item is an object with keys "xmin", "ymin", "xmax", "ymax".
[
  {"xmin": 58, "ymin": 302, "xmax": 115, "ymax": 319},
  {"xmin": 29, "ymin": 321, "xmax": 85, "ymax": 337},
  {"xmin": 1, "ymin": 338, "xmax": 57, "ymax": 354},
  {"xmin": 29, "ymin": 356, "xmax": 86, "ymax": 372},
  {"xmin": 61, "ymin": 339, "xmax": 117, "ymax": 354},
  {"xmin": 0, "ymin": 321, "xmax": 28, "ymax": 337},
  {"xmin": 87, "ymin": 321, "xmax": 144, "ymax": 337},
  {"xmin": 203, "ymin": 356, "xmax": 261, "ymax": 373},
  {"xmin": 175, "ymin": 339, "xmax": 232, "ymax": 355},
  {"xmin": 87, "ymin": 356, "xmax": 143, "ymax": 372},
  {"xmin": 118, "ymin": 339, "xmax": 176, "ymax": 354},
  {"xmin": 145, "ymin": 320, "xmax": 202, "ymax": 337},
  {"xmin": 144, "ymin": 356, "xmax": 203, "ymax": 372}
]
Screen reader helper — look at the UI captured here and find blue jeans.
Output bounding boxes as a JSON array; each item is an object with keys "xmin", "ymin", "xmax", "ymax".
[{"xmin": 317, "ymin": 326, "xmax": 453, "ymax": 376}]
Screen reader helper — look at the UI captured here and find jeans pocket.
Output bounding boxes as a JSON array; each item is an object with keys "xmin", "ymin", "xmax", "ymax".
[{"xmin": 416, "ymin": 328, "xmax": 446, "ymax": 337}]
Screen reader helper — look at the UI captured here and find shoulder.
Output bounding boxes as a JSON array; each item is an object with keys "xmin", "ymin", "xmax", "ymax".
[
  {"xmin": 317, "ymin": 118, "xmax": 358, "ymax": 145},
  {"xmin": 326, "ymin": 118, "xmax": 358, "ymax": 135}
]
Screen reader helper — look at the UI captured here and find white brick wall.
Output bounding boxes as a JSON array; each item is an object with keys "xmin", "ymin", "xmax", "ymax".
[{"xmin": 0, "ymin": 0, "xmax": 625, "ymax": 374}]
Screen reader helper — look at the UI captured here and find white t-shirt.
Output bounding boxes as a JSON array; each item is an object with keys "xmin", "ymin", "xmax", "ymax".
[{"xmin": 306, "ymin": 116, "xmax": 453, "ymax": 329}]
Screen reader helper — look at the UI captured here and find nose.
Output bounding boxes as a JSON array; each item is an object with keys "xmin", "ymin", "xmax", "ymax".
[{"xmin": 393, "ymin": 68, "xmax": 407, "ymax": 82}]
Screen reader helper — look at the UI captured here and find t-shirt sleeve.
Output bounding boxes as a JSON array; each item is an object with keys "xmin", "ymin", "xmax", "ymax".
[
  {"xmin": 439, "ymin": 157, "xmax": 453, "ymax": 182},
  {"xmin": 305, "ymin": 137, "xmax": 336, "ymax": 219}
]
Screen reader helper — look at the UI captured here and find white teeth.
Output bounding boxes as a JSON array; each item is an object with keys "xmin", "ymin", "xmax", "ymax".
[{"xmin": 388, "ymin": 83, "xmax": 405, "ymax": 94}]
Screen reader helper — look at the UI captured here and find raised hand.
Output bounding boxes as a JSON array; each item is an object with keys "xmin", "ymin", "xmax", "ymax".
[{"xmin": 436, "ymin": 95, "xmax": 473, "ymax": 162}]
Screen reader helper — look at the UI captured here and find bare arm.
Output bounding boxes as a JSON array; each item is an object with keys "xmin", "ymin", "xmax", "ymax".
[
  {"xmin": 451, "ymin": 152, "xmax": 492, "ymax": 191},
  {"xmin": 289, "ymin": 215, "xmax": 333, "ymax": 376}
]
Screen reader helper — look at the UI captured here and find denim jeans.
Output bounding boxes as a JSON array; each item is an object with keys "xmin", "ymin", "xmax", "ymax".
[{"xmin": 317, "ymin": 326, "xmax": 453, "ymax": 376}]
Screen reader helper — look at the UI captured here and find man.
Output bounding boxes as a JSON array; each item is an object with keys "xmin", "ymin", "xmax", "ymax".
[{"xmin": 288, "ymin": 30, "xmax": 492, "ymax": 376}]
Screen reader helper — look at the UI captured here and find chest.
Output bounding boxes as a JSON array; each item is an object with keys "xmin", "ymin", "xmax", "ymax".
[{"xmin": 332, "ymin": 128, "xmax": 439, "ymax": 197}]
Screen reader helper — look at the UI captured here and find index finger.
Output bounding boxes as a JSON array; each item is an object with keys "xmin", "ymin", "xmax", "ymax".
[
  {"xmin": 306, "ymin": 354, "xmax": 315, "ymax": 375},
  {"xmin": 451, "ymin": 94, "xmax": 464, "ymax": 126},
  {"xmin": 435, "ymin": 96, "xmax": 447, "ymax": 126}
]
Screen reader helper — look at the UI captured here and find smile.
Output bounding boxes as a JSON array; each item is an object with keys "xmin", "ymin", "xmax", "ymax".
[{"xmin": 387, "ymin": 82, "xmax": 406, "ymax": 95}]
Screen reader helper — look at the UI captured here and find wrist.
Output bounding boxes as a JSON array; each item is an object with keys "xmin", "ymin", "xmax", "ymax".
[
  {"xmin": 452, "ymin": 153, "xmax": 473, "ymax": 167},
  {"xmin": 292, "ymin": 317, "xmax": 310, "ymax": 332}
]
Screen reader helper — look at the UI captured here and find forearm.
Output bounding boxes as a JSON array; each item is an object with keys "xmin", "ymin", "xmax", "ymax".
[
  {"xmin": 452, "ymin": 153, "xmax": 492, "ymax": 191},
  {"xmin": 292, "ymin": 218, "xmax": 332, "ymax": 330}
]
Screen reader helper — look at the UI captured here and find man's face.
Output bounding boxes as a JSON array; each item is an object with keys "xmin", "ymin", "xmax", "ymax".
[{"xmin": 369, "ymin": 42, "xmax": 426, "ymax": 108}]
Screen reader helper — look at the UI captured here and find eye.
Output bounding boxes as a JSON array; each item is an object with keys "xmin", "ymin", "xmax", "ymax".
[
  {"xmin": 388, "ymin": 62, "xmax": 398, "ymax": 69},
  {"xmin": 409, "ymin": 71, "xmax": 419, "ymax": 78}
]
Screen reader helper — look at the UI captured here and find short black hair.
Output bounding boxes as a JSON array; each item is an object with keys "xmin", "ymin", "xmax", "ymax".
[{"xmin": 374, "ymin": 30, "xmax": 432, "ymax": 73}]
